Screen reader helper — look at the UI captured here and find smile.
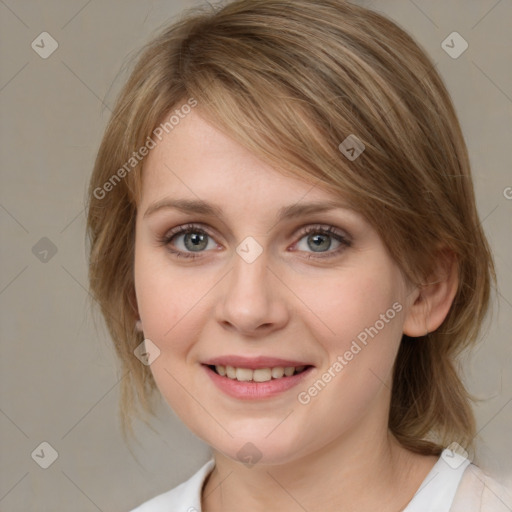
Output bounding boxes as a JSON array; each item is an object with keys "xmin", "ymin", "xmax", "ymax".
[
  {"xmin": 211, "ymin": 364, "xmax": 308, "ymax": 382},
  {"xmin": 202, "ymin": 361, "xmax": 314, "ymax": 400}
]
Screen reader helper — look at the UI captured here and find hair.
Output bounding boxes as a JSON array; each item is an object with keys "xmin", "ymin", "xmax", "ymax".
[{"xmin": 86, "ymin": 0, "xmax": 495, "ymax": 455}]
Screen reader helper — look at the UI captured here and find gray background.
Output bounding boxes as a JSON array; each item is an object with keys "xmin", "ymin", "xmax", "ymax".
[{"xmin": 0, "ymin": 0, "xmax": 511, "ymax": 510}]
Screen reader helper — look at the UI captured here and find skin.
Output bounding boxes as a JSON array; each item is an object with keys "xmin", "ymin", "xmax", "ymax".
[{"xmin": 134, "ymin": 109, "xmax": 457, "ymax": 511}]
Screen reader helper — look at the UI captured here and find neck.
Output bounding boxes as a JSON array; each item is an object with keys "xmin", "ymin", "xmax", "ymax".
[{"xmin": 202, "ymin": 425, "xmax": 437, "ymax": 512}]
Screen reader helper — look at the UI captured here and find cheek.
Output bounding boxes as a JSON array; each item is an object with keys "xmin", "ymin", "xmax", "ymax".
[
  {"xmin": 133, "ymin": 243, "xmax": 187, "ymax": 361},
  {"xmin": 133, "ymin": 254, "xmax": 204, "ymax": 423},
  {"xmin": 134, "ymin": 237, "xmax": 194, "ymax": 335},
  {"xmin": 292, "ymin": 274, "xmax": 404, "ymax": 437},
  {"xmin": 298, "ymin": 265, "xmax": 405, "ymax": 406},
  {"xmin": 133, "ymin": 247, "xmax": 220, "ymax": 371},
  {"xmin": 297, "ymin": 264, "xmax": 404, "ymax": 348}
]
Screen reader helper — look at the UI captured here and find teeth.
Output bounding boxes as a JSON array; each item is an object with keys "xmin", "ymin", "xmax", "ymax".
[
  {"xmin": 214, "ymin": 365, "xmax": 307, "ymax": 381},
  {"xmin": 253, "ymin": 368, "xmax": 272, "ymax": 382},
  {"xmin": 284, "ymin": 366, "xmax": 295, "ymax": 376},
  {"xmin": 235, "ymin": 368, "xmax": 253, "ymax": 381},
  {"xmin": 271, "ymin": 367, "xmax": 284, "ymax": 379}
]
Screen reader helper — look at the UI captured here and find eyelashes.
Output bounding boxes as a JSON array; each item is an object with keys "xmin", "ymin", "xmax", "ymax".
[
  {"xmin": 290, "ymin": 225, "xmax": 351, "ymax": 259},
  {"xmin": 157, "ymin": 223, "xmax": 352, "ymax": 261}
]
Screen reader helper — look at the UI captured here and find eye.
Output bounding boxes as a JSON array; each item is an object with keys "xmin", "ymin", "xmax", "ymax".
[
  {"xmin": 158, "ymin": 223, "xmax": 351, "ymax": 260},
  {"xmin": 159, "ymin": 224, "xmax": 218, "ymax": 259},
  {"xmin": 293, "ymin": 225, "xmax": 351, "ymax": 258}
]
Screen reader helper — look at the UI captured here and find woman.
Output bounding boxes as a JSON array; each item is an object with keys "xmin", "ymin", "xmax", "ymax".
[{"xmin": 86, "ymin": 1, "xmax": 511, "ymax": 510}]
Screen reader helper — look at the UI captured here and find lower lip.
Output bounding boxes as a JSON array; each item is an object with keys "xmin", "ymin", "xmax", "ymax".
[{"xmin": 203, "ymin": 365, "xmax": 313, "ymax": 400}]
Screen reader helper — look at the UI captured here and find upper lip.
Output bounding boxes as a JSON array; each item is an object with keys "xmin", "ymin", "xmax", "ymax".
[{"xmin": 202, "ymin": 356, "xmax": 313, "ymax": 369}]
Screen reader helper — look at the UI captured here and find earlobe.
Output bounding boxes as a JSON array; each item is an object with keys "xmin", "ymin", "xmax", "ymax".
[
  {"xmin": 128, "ymin": 287, "xmax": 142, "ymax": 331},
  {"xmin": 403, "ymin": 251, "xmax": 459, "ymax": 337}
]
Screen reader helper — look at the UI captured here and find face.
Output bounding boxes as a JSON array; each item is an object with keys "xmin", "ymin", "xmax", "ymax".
[{"xmin": 134, "ymin": 109, "xmax": 415, "ymax": 466}]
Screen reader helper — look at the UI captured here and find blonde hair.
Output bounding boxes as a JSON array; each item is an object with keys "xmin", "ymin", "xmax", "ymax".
[{"xmin": 87, "ymin": 0, "xmax": 495, "ymax": 455}]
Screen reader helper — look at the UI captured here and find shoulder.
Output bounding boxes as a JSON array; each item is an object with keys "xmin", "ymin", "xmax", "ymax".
[
  {"xmin": 129, "ymin": 459, "xmax": 215, "ymax": 512},
  {"xmin": 450, "ymin": 464, "xmax": 512, "ymax": 512}
]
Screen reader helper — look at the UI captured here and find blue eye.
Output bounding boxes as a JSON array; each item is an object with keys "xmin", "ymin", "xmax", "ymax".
[
  {"xmin": 159, "ymin": 223, "xmax": 351, "ymax": 260},
  {"xmin": 159, "ymin": 224, "xmax": 216, "ymax": 259},
  {"xmin": 294, "ymin": 225, "xmax": 351, "ymax": 258}
]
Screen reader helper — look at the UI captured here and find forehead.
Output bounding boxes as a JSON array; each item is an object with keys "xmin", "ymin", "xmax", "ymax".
[{"xmin": 140, "ymin": 109, "xmax": 344, "ymax": 212}]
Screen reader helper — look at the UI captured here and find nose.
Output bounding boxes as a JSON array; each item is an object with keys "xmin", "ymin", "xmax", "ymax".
[{"xmin": 215, "ymin": 249, "xmax": 290, "ymax": 337}]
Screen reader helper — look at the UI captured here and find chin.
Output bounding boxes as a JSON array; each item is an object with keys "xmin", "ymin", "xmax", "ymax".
[{"xmin": 207, "ymin": 425, "xmax": 312, "ymax": 467}]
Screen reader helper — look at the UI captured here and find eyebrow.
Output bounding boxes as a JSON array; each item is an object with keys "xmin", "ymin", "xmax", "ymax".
[{"xmin": 143, "ymin": 198, "xmax": 351, "ymax": 223}]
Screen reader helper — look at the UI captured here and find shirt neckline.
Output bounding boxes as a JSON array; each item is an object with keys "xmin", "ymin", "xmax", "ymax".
[
  {"xmin": 194, "ymin": 448, "xmax": 470, "ymax": 512},
  {"xmin": 403, "ymin": 448, "xmax": 471, "ymax": 511}
]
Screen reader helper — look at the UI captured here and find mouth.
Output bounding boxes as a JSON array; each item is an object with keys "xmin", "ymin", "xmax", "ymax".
[
  {"xmin": 202, "ymin": 358, "xmax": 314, "ymax": 400},
  {"xmin": 207, "ymin": 364, "xmax": 311, "ymax": 382}
]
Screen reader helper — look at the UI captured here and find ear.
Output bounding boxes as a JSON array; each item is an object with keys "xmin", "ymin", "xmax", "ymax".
[{"xmin": 403, "ymin": 250, "xmax": 459, "ymax": 337}]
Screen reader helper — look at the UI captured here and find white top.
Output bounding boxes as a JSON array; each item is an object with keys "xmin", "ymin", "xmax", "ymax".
[{"xmin": 130, "ymin": 449, "xmax": 512, "ymax": 511}]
